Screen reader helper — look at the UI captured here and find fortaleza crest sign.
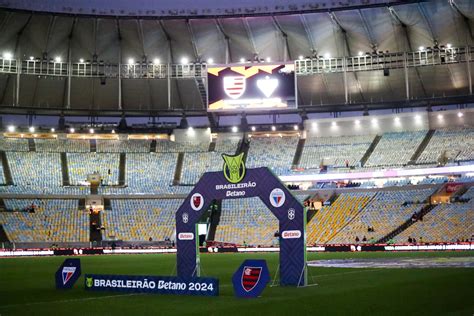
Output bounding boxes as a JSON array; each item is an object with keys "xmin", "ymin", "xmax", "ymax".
[{"xmin": 222, "ymin": 153, "xmax": 246, "ymax": 184}]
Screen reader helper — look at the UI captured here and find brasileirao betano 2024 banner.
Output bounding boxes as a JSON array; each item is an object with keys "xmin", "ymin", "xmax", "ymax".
[{"xmin": 207, "ymin": 64, "xmax": 296, "ymax": 112}]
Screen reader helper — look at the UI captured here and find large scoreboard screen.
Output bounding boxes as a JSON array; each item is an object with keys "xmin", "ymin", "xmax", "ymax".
[{"xmin": 207, "ymin": 64, "xmax": 296, "ymax": 112}]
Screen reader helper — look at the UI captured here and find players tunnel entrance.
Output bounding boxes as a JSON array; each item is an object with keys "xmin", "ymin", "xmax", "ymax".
[{"xmin": 175, "ymin": 163, "xmax": 307, "ymax": 286}]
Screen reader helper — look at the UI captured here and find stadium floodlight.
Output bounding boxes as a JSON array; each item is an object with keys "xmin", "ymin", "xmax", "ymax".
[
  {"xmin": 446, "ymin": 43, "xmax": 452, "ymax": 49},
  {"xmin": 55, "ymin": 56, "xmax": 61, "ymax": 63},
  {"xmin": 312, "ymin": 122, "xmax": 317, "ymax": 130},
  {"xmin": 331, "ymin": 121, "xmax": 337, "ymax": 127},
  {"xmin": 153, "ymin": 58, "xmax": 160, "ymax": 65},
  {"xmin": 3, "ymin": 52, "xmax": 12, "ymax": 60},
  {"xmin": 29, "ymin": 56, "xmax": 34, "ymax": 61},
  {"xmin": 298, "ymin": 55, "xmax": 304, "ymax": 60},
  {"xmin": 271, "ymin": 126, "xmax": 276, "ymax": 131},
  {"xmin": 50, "ymin": 128, "xmax": 55, "ymax": 132},
  {"xmin": 358, "ymin": 51, "xmax": 363, "ymax": 56},
  {"xmin": 457, "ymin": 112, "xmax": 463, "ymax": 118},
  {"xmin": 207, "ymin": 58, "xmax": 214, "ymax": 64},
  {"xmin": 7, "ymin": 125, "xmax": 15, "ymax": 132},
  {"xmin": 394, "ymin": 117, "xmax": 400, "ymax": 123},
  {"xmin": 437, "ymin": 114, "xmax": 443, "ymax": 120},
  {"xmin": 128, "ymin": 58, "xmax": 135, "ymax": 65},
  {"xmin": 29, "ymin": 126, "xmax": 35, "ymax": 133},
  {"xmin": 69, "ymin": 128, "xmax": 75, "ymax": 133},
  {"xmin": 89, "ymin": 128, "xmax": 94, "ymax": 134},
  {"xmin": 239, "ymin": 57, "xmax": 246, "ymax": 63},
  {"xmin": 181, "ymin": 57, "xmax": 189, "ymax": 65},
  {"xmin": 415, "ymin": 114, "xmax": 421, "ymax": 121},
  {"xmin": 79, "ymin": 58, "xmax": 84, "ymax": 63},
  {"xmin": 418, "ymin": 46, "xmax": 425, "ymax": 51},
  {"xmin": 266, "ymin": 57, "xmax": 271, "ymax": 62},
  {"xmin": 371, "ymin": 118, "xmax": 378, "ymax": 124},
  {"xmin": 354, "ymin": 120, "xmax": 360, "ymax": 125},
  {"xmin": 111, "ymin": 129, "xmax": 115, "ymax": 134},
  {"xmin": 231, "ymin": 126, "xmax": 238, "ymax": 133},
  {"xmin": 251, "ymin": 126, "xmax": 256, "ymax": 131},
  {"xmin": 324, "ymin": 53, "xmax": 331, "ymax": 59},
  {"xmin": 293, "ymin": 125, "xmax": 299, "ymax": 130}
]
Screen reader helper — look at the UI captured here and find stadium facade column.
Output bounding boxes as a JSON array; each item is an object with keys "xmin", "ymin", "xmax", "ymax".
[{"xmin": 175, "ymin": 167, "xmax": 306, "ymax": 286}]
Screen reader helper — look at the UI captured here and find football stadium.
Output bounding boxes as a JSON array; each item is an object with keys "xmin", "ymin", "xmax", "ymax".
[{"xmin": 0, "ymin": 0, "xmax": 473, "ymax": 314}]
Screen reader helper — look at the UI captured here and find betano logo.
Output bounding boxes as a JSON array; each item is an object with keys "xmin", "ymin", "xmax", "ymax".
[{"xmin": 222, "ymin": 153, "xmax": 246, "ymax": 184}]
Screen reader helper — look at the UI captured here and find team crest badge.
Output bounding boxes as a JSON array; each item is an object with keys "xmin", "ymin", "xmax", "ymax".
[
  {"xmin": 190, "ymin": 193, "xmax": 204, "ymax": 211},
  {"xmin": 223, "ymin": 76, "xmax": 246, "ymax": 99},
  {"xmin": 222, "ymin": 153, "xmax": 246, "ymax": 184},
  {"xmin": 269, "ymin": 188, "xmax": 285, "ymax": 208},
  {"xmin": 241, "ymin": 267, "xmax": 262, "ymax": 292},
  {"xmin": 62, "ymin": 266, "xmax": 77, "ymax": 285}
]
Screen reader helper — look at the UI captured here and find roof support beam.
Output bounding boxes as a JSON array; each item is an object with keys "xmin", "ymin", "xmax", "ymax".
[
  {"xmin": 388, "ymin": 6, "xmax": 428, "ymax": 98},
  {"xmin": 91, "ymin": 18, "xmax": 98, "ymax": 109},
  {"xmin": 271, "ymin": 16, "xmax": 291, "ymax": 61},
  {"xmin": 32, "ymin": 15, "xmax": 56, "ymax": 108},
  {"xmin": 243, "ymin": 18, "xmax": 258, "ymax": 60},
  {"xmin": 417, "ymin": 3, "xmax": 438, "ymax": 46},
  {"xmin": 329, "ymin": 11, "xmax": 365, "ymax": 102},
  {"xmin": 158, "ymin": 20, "xmax": 184, "ymax": 110},
  {"xmin": 299, "ymin": 15, "xmax": 317, "ymax": 57},
  {"xmin": 186, "ymin": 20, "xmax": 200, "ymax": 62},
  {"xmin": 449, "ymin": 0, "xmax": 473, "ymax": 44},
  {"xmin": 357, "ymin": 10, "xmax": 377, "ymax": 52},
  {"xmin": 116, "ymin": 19, "xmax": 123, "ymax": 110},
  {"xmin": 136, "ymin": 19, "xmax": 154, "ymax": 110},
  {"xmin": 63, "ymin": 17, "xmax": 76, "ymax": 109},
  {"xmin": 214, "ymin": 19, "xmax": 231, "ymax": 63},
  {"xmin": 0, "ymin": 13, "xmax": 31, "ymax": 107}
]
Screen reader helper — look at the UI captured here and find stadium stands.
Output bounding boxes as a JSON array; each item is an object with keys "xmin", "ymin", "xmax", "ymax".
[
  {"xmin": 394, "ymin": 191, "xmax": 474, "ymax": 243},
  {"xmin": 365, "ymin": 131, "xmax": 427, "ymax": 167},
  {"xmin": 215, "ymin": 198, "xmax": 278, "ymax": 246},
  {"xmin": 97, "ymin": 140, "xmax": 150, "ymax": 153},
  {"xmin": 102, "ymin": 199, "xmax": 181, "ymax": 241},
  {"xmin": 180, "ymin": 152, "xmax": 222, "ymax": 184},
  {"xmin": 7, "ymin": 152, "xmax": 62, "ymax": 186},
  {"xmin": 307, "ymin": 192, "xmax": 375, "ymax": 244},
  {"xmin": 246, "ymin": 136, "xmax": 299, "ymax": 175},
  {"xmin": 100, "ymin": 153, "xmax": 177, "ymax": 194},
  {"xmin": 0, "ymin": 199, "xmax": 87, "ymax": 242},
  {"xmin": 328, "ymin": 188, "xmax": 437, "ymax": 244},
  {"xmin": 155, "ymin": 139, "xmax": 209, "ymax": 153},
  {"xmin": 417, "ymin": 128, "xmax": 474, "ymax": 164},
  {"xmin": 0, "ymin": 137, "xmax": 29, "ymax": 152},
  {"xmin": 67, "ymin": 153, "xmax": 120, "ymax": 185},
  {"xmin": 35, "ymin": 139, "xmax": 90, "ymax": 152},
  {"xmin": 300, "ymin": 135, "xmax": 374, "ymax": 169}
]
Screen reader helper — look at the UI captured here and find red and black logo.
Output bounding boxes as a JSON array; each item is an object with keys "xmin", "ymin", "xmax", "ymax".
[{"xmin": 241, "ymin": 267, "xmax": 262, "ymax": 292}]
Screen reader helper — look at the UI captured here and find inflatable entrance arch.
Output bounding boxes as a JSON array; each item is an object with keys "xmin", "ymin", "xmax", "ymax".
[{"xmin": 175, "ymin": 155, "xmax": 306, "ymax": 286}]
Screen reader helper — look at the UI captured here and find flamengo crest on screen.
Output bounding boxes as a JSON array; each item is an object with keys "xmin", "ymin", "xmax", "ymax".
[{"xmin": 222, "ymin": 153, "xmax": 246, "ymax": 184}]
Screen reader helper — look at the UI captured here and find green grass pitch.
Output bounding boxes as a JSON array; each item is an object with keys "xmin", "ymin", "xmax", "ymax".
[{"xmin": 0, "ymin": 251, "xmax": 473, "ymax": 315}]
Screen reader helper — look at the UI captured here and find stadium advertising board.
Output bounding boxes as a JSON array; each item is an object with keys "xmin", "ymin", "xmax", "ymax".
[
  {"xmin": 85, "ymin": 274, "xmax": 219, "ymax": 296},
  {"xmin": 207, "ymin": 64, "xmax": 296, "ymax": 112}
]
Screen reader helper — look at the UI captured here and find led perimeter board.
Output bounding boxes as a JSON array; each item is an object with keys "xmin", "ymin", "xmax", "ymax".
[{"xmin": 207, "ymin": 64, "xmax": 296, "ymax": 112}]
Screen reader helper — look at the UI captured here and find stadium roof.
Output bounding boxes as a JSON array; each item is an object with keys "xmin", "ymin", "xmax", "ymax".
[{"xmin": 0, "ymin": 0, "xmax": 473, "ymax": 116}]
